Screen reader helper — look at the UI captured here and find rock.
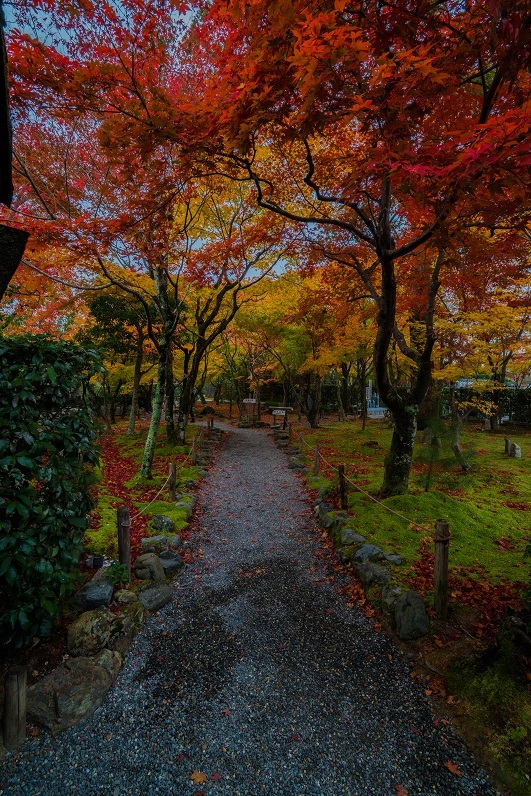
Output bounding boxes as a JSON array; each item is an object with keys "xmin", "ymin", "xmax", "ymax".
[
  {"xmin": 395, "ymin": 591, "xmax": 430, "ymax": 640},
  {"xmin": 510, "ymin": 443, "xmax": 522, "ymax": 459},
  {"xmin": 381, "ymin": 552, "xmax": 406, "ymax": 566},
  {"xmin": 67, "ymin": 608, "xmax": 114, "ymax": 657},
  {"xmin": 167, "ymin": 534, "xmax": 181, "ymax": 550},
  {"xmin": 319, "ymin": 511, "xmax": 335, "ymax": 530},
  {"xmin": 114, "ymin": 589, "xmax": 139, "ymax": 605},
  {"xmin": 288, "ymin": 457, "xmax": 305, "ymax": 469},
  {"xmin": 381, "ymin": 583, "xmax": 404, "ymax": 616},
  {"xmin": 340, "ymin": 528, "xmax": 366, "ymax": 546},
  {"xmin": 120, "ymin": 600, "xmax": 147, "ymax": 630},
  {"xmin": 150, "ymin": 514, "xmax": 175, "ymax": 533},
  {"xmin": 140, "ymin": 535, "xmax": 169, "ymax": 555},
  {"xmin": 174, "ymin": 500, "xmax": 194, "ymax": 515},
  {"xmin": 337, "ymin": 545, "xmax": 359, "ymax": 563},
  {"xmin": 91, "ymin": 648, "xmax": 123, "ymax": 679},
  {"xmin": 352, "ymin": 561, "xmax": 391, "ymax": 586},
  {"xmin": 353, "ymin": 544, "xmax": 384, "ymax": 562},
  {"xmin": 159, "ymin": 549, "xmax": 185, "ymax": 576},
  {"xmin": 134, "ymin": 552, "xmax": 165, "ymax": 582},
  {"xmin": 318, "ymin": 501, "xmax": 334, "ymax": 517},
  {"xmin": 27, "ymin": 657, "xmax": 113, "ymax": 735},
  {"xmin": 74, "ymin": 568, "xmax": 114, "ymax": 610},
  {"xmin": 138, "ymin": 582, "xmax": 173, "ymax": 611},
  {"xmin": 107, "ymin": 614, "xmax": 135, "ymax": 657}
]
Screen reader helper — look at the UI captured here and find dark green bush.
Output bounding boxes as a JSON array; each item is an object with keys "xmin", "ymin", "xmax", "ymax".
[{"xmin": 0, "ymin": 335, "xmax": 102, "ymax": 647}]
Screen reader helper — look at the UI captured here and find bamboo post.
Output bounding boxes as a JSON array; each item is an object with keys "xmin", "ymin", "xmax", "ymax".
[
  {"xmin": 313, "ymin": 445, "xmax": 321, "ymax": 476},
  {"xmin": 338, "ymin": 464, "xmax": 348, "ymax": 510},
  {"xmin": 298, "ymin": 432, "xmax": 304, "ymax": 454},
  {"xmin": 191, "ymin": 436, "xmax": 198, "ymax": 466},
  {"xmin": 117, "ymin": 505, "xmax": 131, "ymax": 581},
  {"xmin": 434, "ymin": 519, "xmax": 451, "ymax": 620},
  {"xmin": 288, "ymin": 422, "xmax": 293, "ymax": 442},
  {"xmin": 168, "ymin": 462, "xmax": 177, "ymax": 501},
  {"xmin": 3, "ymin": 666, "xmax": 27, "ymax": 751}
]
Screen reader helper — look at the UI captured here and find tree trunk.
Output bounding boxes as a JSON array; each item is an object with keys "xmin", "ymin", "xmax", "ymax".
[
  {"xmin": 127, "ymin": 329, "xmax": 144, "ymax": 437},
  {"xmin": 380, "ymin": 404, "xmax": 418, "ymax": 497},
  {"xmin": 336, "ymin": 373, "xmax": 346, "ymax": 421},
  {"xmin": 359, "ymin": 358, "xmax": 367, "ymax": 431},
  {"xmin": 165, "ymin": 342, "xmax": 176, "ymax": 444},
  {"xmin": 340, "ymin": 362, "xmax": 351, "ymax": 417},
  {"xmin": 305, "ymin": 373, "xmax": 322, "ymax": 429},
  {"xmin": 140, "ymin": 355, "xmax": 165, "ymax": 478}
]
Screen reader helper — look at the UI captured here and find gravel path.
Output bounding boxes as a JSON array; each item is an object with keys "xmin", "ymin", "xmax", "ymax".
[{"xmin": 1, "ymin": 425, "xmax": 497, "ymax": 796}]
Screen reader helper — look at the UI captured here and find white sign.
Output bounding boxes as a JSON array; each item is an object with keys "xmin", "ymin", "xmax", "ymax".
[
  {"xmin": 243, "ymin": 398, "xmax": 256, "ymax": 404},
  {"xmin": 272, "ymin": 409, "xmax": 286, "ymax": 416}
]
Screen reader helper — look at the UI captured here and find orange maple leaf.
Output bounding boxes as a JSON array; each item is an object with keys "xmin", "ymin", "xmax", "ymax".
[
  {"xmin": 190, "ymin": 771, "xmax": 208, "ymax": 785},
  {"xmin": 395, "ymin": 784, "xmax": 408, "ymax": 796},
  {"xmin": 443, "ymin": 761, "xmax": 462, "ymax": 776}
]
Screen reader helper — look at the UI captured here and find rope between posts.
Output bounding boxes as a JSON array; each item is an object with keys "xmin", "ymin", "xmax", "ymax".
[
  {"xmin": 129, "ymin": 445, "xmax": 194, "ymax": 522},
  {"xmin": 311, "ymin": 444, "xmax": 425, "ymax": 531}
]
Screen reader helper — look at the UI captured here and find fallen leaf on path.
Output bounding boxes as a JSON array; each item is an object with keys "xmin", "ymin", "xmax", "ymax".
[
  {"xmin": 211, "ymin": 772, "xmax": 222, "ymax": 781},
  {"xmin": 395, "ymin": 785, "xmax": 408, "ymax": 796},
  {"xmin": 190, "ymin": 771, "xmax": 208, "ymax": 785},
  {"xmin": 221, "ymin": 708, "xmax": 231, "ymax": 716},
  {"xmin": 176, "ymin": 752, "xmax": 188, "ymax": 762},
  {"xmin": 443, "ymin": 761, "xmax": 462, "ymax": 776}
]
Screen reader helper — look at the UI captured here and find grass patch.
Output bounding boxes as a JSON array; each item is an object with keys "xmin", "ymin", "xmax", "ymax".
[{"xmin": 301, "ymin": 419, "xmax": 531, "ymax": 585}]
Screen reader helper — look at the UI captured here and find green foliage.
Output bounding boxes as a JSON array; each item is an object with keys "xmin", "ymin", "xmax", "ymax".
[
  {"xmin": 447, "ymin": 633, "xmax": 531, "ymax": 796},
  {"xmin": 104, "ymin": 561, "xmax": 129, "ymax": 585},
  {"xmin": 0, "ymin": 335, "xmax": 102, "ymax": 647}
]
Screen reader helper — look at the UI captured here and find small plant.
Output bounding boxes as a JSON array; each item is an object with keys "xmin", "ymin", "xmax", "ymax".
[{"xmin": 104, "ymin": 561, "xmax": 129, "ymax": 585}]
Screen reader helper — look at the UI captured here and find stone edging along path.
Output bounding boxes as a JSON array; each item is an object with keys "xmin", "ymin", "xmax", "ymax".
[
  {"xmin": 273, "ymin": 427, "xmax": 431, "ymax": 642},
  {"xmin": 1, "ymin": 426, "xmax": 224, "ymax": 741},
  {"xmin": 0, "ymin": 423, "xmax": 497, "ymax": 795}
]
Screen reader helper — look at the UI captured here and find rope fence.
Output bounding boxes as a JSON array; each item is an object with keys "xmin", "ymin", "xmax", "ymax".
[
  {"xmin": 129, "ymin": 444, "xmax": 194, "ymax": 522},
  {"xmin": 298, "ymin": 431, "xmax": 425, "ymax": 531}
]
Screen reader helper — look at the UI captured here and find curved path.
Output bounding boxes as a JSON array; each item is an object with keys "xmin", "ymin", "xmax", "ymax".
[{"xmin": 1, "ymin": 425, "xmax": 496, "ymax": 796}]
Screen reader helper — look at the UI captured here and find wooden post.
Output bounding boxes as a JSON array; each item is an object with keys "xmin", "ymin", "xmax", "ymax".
[
  {"xmin": 338, "ymin": 464, "xmax": 348, "ymax": 510},
  {"xmin": 117, "ymin": 505, "xmax": 131, "ymax": 581},
  {"xmin": 434, "ymin": 519, "xmax": 451, "ymax": 620},
  {"xmin": 191, "ymin": 436, "xmax": 197, "ymax": 466},
  {"xmin": 199, "ymin": 428, "xmax": 205, "ymax": 448},
  {"xmin": 313, "ymin": 445, "xmax": 321, "ymax": 476},
  {"xmin": 3, "ymin": 666, "xmax": 27, "ymax": 750},
  {"xmin": 168, "ymin": 462, "xmax": 177, "ymax": 501},
  {"xmin": 504, "ymin": 436, "xmax": 511, "ymax": 454},
  {"xmin": 288, "ymin": 422, "xmax": 293, "ymax": 442},
  {"xmin": 298, "ymin": 432, "xmax": 304, "ymax": 454}
]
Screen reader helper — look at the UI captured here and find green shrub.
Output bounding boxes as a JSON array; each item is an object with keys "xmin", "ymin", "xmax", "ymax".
[{"xmin": 0, "ymin": 335, "xmax": 102, "ymax": 647}]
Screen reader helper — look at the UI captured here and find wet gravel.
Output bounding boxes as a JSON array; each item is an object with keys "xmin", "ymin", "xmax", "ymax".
[{"xmin": 0, "ymin": 424, "xmax": 498, "ymax": 795}]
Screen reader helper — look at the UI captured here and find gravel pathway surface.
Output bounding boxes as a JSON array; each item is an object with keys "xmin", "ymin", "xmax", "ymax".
[{"xmin": 1, "ymin": 425, "xmax": 497, "ymax": 796}]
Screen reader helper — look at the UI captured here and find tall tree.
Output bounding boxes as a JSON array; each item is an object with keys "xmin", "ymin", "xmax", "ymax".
[{"xmin": 190, "ymin": 0, "xmax": 531, "ymax": 495}]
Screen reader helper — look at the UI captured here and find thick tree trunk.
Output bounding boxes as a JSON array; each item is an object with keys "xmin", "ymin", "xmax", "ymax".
[
  {"xmin": 380, "ymin": 404, "xmax": 418, "ymax": 497},
  {"xmin": 0, "ymin": 225, "xmax": 29, "ymax": 302},
  {"xmin": 140, "ymin": 356, "xmax": 165, "ymax": 478},
  {"xmin": 305, "ymin": 373, "xmax": 322, "ymax": 429}
]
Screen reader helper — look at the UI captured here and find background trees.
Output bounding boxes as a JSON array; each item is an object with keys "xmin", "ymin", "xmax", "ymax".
[{"xmin": 2, "ymin": 0, "xmax": 530, "ymax": 496}]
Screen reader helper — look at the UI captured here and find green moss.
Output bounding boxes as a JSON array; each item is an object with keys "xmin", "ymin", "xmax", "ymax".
[
  {"xmin": 85, "ymin": 486, "xmax": 118, "ymax": 556},
  {"xmin": 134, "ymin": 499, "xmax": 191, "ymax": 533},
  {"xmin": 447, "ymin": 636, "xmax": 531, "ymax": 796},
  {"xmin": 301, "ymin": 420, "xmax": 531, "ymax": 585}
]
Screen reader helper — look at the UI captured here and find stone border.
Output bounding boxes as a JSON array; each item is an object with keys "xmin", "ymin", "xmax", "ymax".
[
  {"xmin": 271, "ymin": 427, "xmax": 430, "ymax": 642},
  {"xmin": 19, "ymin": 427, "xmax": 226, "ymax": 740}
]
